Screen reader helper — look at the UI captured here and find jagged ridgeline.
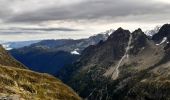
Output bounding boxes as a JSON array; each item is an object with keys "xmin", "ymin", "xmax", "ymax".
[
  {"xmin": 58, "ymin": 24, "xmax": 170, "ymax": 100},
  {"xmin": 0, "ymin": 46, "xmax": 81, "ymax": 100}
]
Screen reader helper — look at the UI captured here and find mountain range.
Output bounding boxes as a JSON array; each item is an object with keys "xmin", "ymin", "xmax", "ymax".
[
  {"xmin": 2, "ymin": 40, "xmax": 40, "ymax": 50},
  {"xmin": 9, "ymin": 32, "xmax": 110, "ymax": 75},
  {"xmin": 3, "ymin": 24, "xmax": 170, "ymax": 100},
  {"xmin": 57, "ymin": 24, "xmax": 170, "ymax": 100}
]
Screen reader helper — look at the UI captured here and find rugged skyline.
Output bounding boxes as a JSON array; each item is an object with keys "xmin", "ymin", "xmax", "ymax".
[{"xmin": 0, "ymin": 0, "xmax": 170, "ymax": 41}]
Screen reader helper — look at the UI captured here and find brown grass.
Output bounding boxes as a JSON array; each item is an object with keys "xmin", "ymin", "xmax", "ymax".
[{"xmin": 0, "ymin": 65, "xmax": 81, "ymax": 100}]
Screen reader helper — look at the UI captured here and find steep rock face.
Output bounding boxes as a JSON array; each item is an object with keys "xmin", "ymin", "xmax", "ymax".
[
  {"xmin": 80, "ymin": 28, "xmax": 131, "ymax": 69},
  {"xmin": 58, "ymin": 25, "xmax": 170, "ymax": 100},
  {"xmin": 58, "ymin": 28, "xmax": 134, "ymax": 99},
  {"xmin": 107, "ymin": 25, "xmax": 170, "ymax": 100},
  {"xmin": 152, "ymin": 24, "xmax": 170, "ymax": 42},
  {"xmin": 152, "ymin": 24, "xmax": 170, "ymax": 64},
  {"xmin": 130, "ymin": 28, "xmax": 148, "ymax": 55},
  {"xmin": 0, "ymin": 45, "xmax": 81, "ymax": 100}
]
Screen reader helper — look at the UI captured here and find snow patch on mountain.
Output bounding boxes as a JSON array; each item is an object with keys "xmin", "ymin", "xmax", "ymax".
[
  {"xmin": 111, "ymin": 33, "xmax": 132, "ymax": 80},
  {"xmin": 100, "ymin": 29, "xmax": 115, "ymax": 36},
  {"xmin": 71, "ymin": 50, "xmax": 80, "ymax": 55},
  {"xmin": 156, "ymin": 37, "xmax": 167, "ymax": 45},
  {"xmin": 2, "ymin": 44, "xmax": 12, "ymax": 50},
  {"xmin": 71, "ymin": 49, "xmax": 80, "ymax": 55}
]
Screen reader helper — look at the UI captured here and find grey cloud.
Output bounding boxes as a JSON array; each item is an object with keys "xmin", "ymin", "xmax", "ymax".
[
  {"xmin": 3, "ymin": 0, "xmax": 170, "ymax": 23},
  {"xmin": 10, "ymin": 27, "xmax": 80, "ymax": 31},
  {"xmin": 0, "ymin": 27, "xmax": 80, "ymax": 35},
  {"xmin": 1, "ymin": 0, "xmax": 170, "ymax": 41}
]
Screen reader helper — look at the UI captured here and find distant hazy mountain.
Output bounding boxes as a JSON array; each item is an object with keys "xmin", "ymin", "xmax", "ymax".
[
  {"xmin": 2, "ymin": 40, "xmax": 40, "ymax": 50},
  {"xmin": 0, "ymin": 40, "xmax": 5, "ymax": 43},
  {"xmin": 57, "ymin": 24, "xmax": 170, "ymax": 100},
  {"xmin": 29, "ymin": 32, "xmax": 111, "ymax": 54},
  {"xmin": 10, "ymin": 32, "xmax": 111, "ymax": 75}
]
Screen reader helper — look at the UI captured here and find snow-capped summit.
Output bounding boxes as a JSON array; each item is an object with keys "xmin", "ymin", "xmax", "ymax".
[
  {"xmin": 145, "ymin": 26, "xmax": 161, "ymax": 36},
  {"xmin": 99, "ymin": 29, "xmax": 115, "ymax": 36}
]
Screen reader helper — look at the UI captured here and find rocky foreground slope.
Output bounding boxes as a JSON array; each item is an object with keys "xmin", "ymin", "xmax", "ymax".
[
  {"xmin": 58, "ymin": 24, "xmax": 170, "ymax": 100},
  {"xmin": 0, "ymin": 46, "xmax": 81, "ymax": 100}
]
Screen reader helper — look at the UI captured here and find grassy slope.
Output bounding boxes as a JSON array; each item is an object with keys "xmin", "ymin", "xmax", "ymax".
[
  {"xmin": 0, "ymin": 65, "xmax": 81, "ymax": 100},
  {"xmin": 0, "ymin": 45, "xmax": 26, "ymax": 69},
  {"xmin": 0, "ymin": 45, "xmax": 81, "ymax": 100}
]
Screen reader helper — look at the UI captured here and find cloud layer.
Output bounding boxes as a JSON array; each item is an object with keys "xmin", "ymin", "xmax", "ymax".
[
  {"xmin": 0, "ymin": 0, "xmax": 170, "ymax": 41},
  {"xmin": 1, "ymin": 0, "xmax": 169, "ymax": 23}
]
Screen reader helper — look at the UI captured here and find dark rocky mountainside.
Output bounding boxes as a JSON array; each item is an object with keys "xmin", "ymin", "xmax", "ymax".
[
  {"xmin": 57, "ymin": 24, "xmax": 170, "ymax": 100},
  {"xmin": 152, "ymin": 24, "xmax": 170, "ymax": 42},
  {"xmin": 0, "ymin": 45, "xmax": 81, "ymax": 100}
]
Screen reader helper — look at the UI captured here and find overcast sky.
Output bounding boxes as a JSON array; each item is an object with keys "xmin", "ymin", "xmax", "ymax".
[{"xmin": 0, "ymin": 0, "xmax": 170, "ymax": 41}]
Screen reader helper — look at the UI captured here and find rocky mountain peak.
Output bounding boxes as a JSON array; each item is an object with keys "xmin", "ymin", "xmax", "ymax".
[
  {"xmin": 130, "ymin": 28, "xmax": 148, "ymax": 55},
  {"xmin": 57, "ymin": 24, "xmax": 170, "ymax": 100},
  {"xmin": 108, "ymin": 27, "xmax": 130, "ymax": 41},
  {"xmin": 152, "ymin": 24, "xmax": 170, "ymax": 42},
  {"xmin": 132, "ymin": 28, "xmax": 143, "ymax": 35},
  {"xmin": 53, "ymin": 24, "xmax": 170, "ymax": 100},
  {"xmin": 145, "ymin": 25, "xmax": 161, "ymax": 36}
]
